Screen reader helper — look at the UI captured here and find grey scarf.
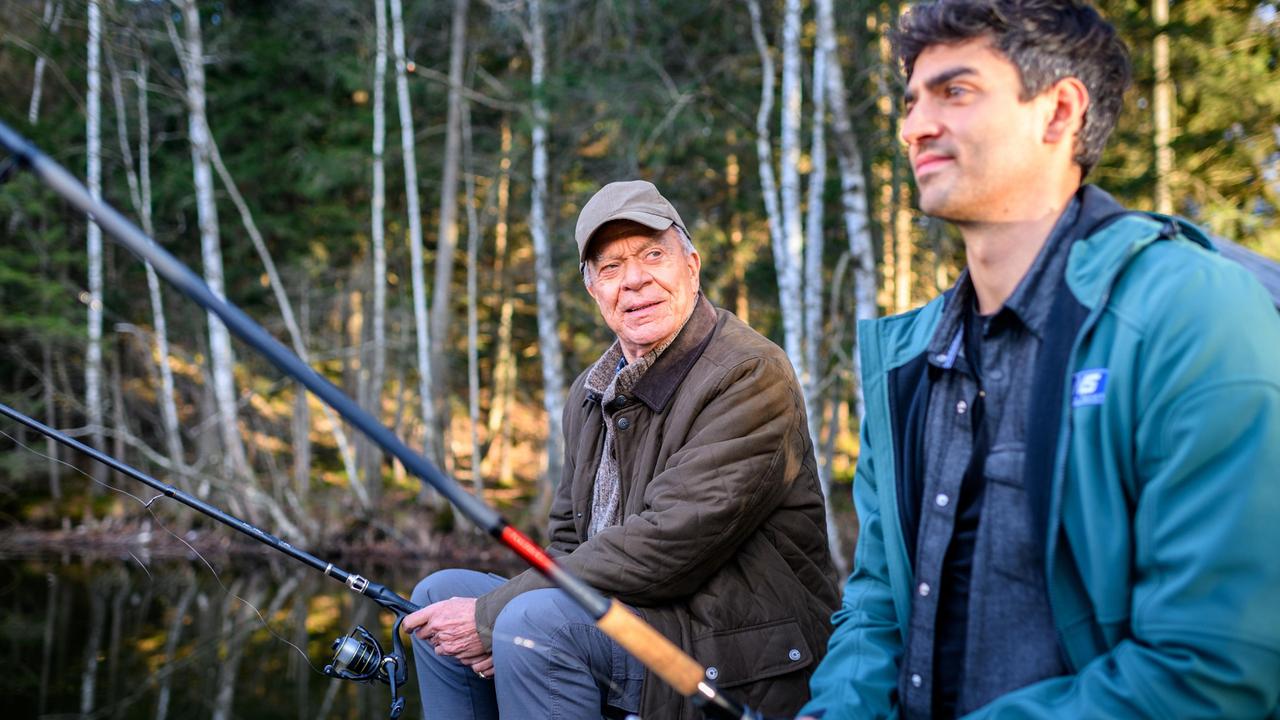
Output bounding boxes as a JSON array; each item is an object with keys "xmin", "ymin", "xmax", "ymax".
[{"xmin": 582, "ymin": 318, "xmax": 690, "ymax": 537}]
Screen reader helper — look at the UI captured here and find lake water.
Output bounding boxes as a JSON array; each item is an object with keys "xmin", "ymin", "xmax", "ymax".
[{"xmin": 1, "ymin": 549, "xmax": 513, "ymax": 719}]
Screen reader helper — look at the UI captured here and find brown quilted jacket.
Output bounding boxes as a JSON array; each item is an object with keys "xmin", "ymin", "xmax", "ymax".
[{"xmin": 475, "ymin": 295, "xmax": 840, "ymax": 718}]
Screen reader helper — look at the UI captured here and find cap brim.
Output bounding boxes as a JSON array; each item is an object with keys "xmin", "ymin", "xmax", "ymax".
[{"xmin": 579, "ymin": 211, "xmax": 675, "ymax": 262}]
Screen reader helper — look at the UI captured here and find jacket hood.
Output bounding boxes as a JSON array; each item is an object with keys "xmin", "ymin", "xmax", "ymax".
[{"xmin": 1064, "ymin": 186, "xmax": 1217, "ymax": 310}]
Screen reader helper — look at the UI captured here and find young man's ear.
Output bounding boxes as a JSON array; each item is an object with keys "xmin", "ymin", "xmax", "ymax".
[{"xmin": 1043, "ymin": 76, "xmax": 1090, "ymax": 145}]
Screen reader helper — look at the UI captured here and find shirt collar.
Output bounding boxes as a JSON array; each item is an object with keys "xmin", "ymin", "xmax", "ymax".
[
  {"xmin": 999, "ymin": 194, "xmax": 1082, "ymax": 338},
  {"xmin": 928, "ymin": 192, "xmax": 1083, "ymax": 362}
]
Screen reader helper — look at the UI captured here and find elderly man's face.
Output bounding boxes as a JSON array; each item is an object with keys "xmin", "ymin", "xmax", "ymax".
[{"xmin": 585, "ymin": 226, "xmax": 701, "ymax": 362}]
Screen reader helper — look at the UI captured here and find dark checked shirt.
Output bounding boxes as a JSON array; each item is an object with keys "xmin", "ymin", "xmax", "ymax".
[{"xmin": 898, "ymin": 199, "xmax": 1080, "ymax": 718}]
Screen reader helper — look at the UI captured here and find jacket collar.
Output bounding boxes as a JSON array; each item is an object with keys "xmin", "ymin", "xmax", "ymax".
[
  {"xmin": 1064, "ymin": 185, "xmax": 1214, "ymax": 310},
  {"xmin": 625, "ymin": 293, "xmax": 718, "ymax": 413}
]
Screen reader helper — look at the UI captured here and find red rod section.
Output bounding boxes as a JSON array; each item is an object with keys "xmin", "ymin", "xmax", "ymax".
[{"xmin": 500, "ymin": 526, "xmax": 555, "ymax": 574}]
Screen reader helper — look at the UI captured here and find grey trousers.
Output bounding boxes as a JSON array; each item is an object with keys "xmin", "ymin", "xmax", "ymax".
[{"xmin": 410, "ymin": 568, "xmax": 645, "ymax": 720}]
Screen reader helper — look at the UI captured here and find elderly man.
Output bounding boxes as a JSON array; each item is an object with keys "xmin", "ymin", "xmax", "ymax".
[{"xmin": 404, "ymin": 180, "xmax": 840, "ymax": 719}]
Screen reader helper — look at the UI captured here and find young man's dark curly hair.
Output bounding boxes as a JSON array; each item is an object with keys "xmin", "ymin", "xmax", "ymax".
[{"xmin": 893, "ymin": 0, "xmax": 1132, "ymax": 175}]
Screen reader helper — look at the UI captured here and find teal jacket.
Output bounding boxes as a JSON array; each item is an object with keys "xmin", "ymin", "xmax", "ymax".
[{"xmin": 805, "ymin": 199, "xmax": 1280, "ymax": 718}]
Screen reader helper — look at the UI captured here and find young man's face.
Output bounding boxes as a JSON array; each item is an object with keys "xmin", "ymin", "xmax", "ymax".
[
  {"xmin": 585, "ymin": 227, "xmax": 701, "ymax": 362},
  {"xmin": 901, "ymin": 38, "xmax": 1068, "ymax": 223}
]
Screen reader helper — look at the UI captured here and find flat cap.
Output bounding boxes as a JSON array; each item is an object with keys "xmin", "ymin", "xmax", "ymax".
[{"xmin": 574, "ymin": 180, "xmax": 687, "ymax": 264}]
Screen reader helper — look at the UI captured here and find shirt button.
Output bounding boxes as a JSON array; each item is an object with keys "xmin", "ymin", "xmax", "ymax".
[
  {"xmin": 935, "ymin": 493, "xmax": 950, "ymax": 508},
  {"xmin": 956, "ymin": 400, "xmax": 968, "ymax": 414},
  {"xmin": 617, "ymin": 417, "xmax": 631, "ymax": 430},
  {"xmin": 788, "ymin": 648, "xmax": 802, "ymax": 662},
  {"xmin": 910, "ymin": 673, "xmax": 923, "ymax": 688},
  {"xmin": 918, "ymin": 582, "xmax": 931, "ymax": 597}
]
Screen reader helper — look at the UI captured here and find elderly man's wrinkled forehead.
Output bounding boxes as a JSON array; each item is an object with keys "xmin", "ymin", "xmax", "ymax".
[{"xmin": 585, "ymin": 221, "xmax": 677, "ymax": 264}]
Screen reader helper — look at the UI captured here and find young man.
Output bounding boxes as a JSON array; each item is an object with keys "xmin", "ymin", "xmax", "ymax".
[
  {"xmin": 404, "ymin": 180, "xmax": 840, "ymax": 719},
  {"xmin": 803, "ymin": 1, "xmax": 1280, "ymax": 718}
]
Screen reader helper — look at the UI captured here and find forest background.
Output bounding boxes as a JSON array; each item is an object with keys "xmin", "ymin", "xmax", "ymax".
[{"xmin": 1, "ymin": 0, "xmax": 1278, "ymax": 576}]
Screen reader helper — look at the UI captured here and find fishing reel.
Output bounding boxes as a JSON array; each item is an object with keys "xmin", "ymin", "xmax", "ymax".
[{"xmin": 324, "ymin": 615, "xmax": 409, "ymax": 719}]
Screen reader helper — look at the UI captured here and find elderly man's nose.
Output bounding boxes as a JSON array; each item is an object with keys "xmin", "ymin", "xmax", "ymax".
[{"xmin": 621, "ymin": 259, "xmax": 649, "ymax": 288}]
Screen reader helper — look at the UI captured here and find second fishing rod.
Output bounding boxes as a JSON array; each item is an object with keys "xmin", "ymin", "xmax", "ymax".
[{"xmin": 0, "ymin": 400, "xmax": 416, "ymax": 718}]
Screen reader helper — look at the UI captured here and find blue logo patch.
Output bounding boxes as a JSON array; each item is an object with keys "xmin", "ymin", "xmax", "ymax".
[{"xmin": 1072, "ymin": 369, "xmax": 1109, "ymax": 407}]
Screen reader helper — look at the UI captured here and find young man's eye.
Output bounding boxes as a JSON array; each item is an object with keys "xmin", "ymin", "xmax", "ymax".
[{"xmin": 944, "ymin": 85, "xmax": 968, "ymax": 99}]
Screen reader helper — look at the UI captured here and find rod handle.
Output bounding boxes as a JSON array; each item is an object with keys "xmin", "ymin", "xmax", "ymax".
[{"xmin": 597, "ymin": 599, "xmax": 705, "ymax": 696}]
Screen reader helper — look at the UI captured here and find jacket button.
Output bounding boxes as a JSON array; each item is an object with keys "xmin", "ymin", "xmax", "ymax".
[
  {"xmin": 788, "ymin": 648, "xmax": 801, "ymax": 662},
  {"xmin": 910, "ymin": 673, "xmax": 923, "ymax": 688},
  {"xmin": 617, "ymin": 417, "xmax": 631, "ymax": 430},
  {"xmin": 614, "ymin": 395, "xmax": 628, "ymax": 407},
  {"xmin": 705, "ymin": 666, "xmax": 718, "ymax": 680},
  {"xmin": 575, "ymin": 512, "xmax": 583, "ymax": 518}
]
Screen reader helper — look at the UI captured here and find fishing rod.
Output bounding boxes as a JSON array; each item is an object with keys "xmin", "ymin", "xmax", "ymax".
[
  {"xmin": 0, "ymin": 120, "xmax": 769, "ymax": 720},
  {"xmin": 0, "ymin": 401, "xmax": 413, "ymax": 718}
]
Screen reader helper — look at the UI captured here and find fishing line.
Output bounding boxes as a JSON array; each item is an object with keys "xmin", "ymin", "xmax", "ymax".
[
  {"xmin": 0, "ymin": 423, "xmax": 324, "ymax": 676},
  {"xmin": 0, "ymin": 120, "xmax": 769, "ymax": 719}
]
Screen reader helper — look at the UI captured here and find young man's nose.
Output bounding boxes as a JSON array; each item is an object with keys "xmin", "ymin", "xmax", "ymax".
[{"xmin": 900, "ymin": 101, "xmax": 941, "ymax": 147}]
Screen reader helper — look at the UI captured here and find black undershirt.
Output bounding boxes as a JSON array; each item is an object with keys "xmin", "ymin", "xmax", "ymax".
[{"xmin": 932, "ymin": 301, "xmax": 992, "ymax": 719}]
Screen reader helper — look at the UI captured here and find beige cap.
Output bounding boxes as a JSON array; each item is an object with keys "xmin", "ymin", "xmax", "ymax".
[{"xmin": 574, "ymin": 180, "xmax": 687, "ymax": 264}]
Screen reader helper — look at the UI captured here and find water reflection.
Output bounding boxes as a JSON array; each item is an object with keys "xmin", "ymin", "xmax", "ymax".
[{"xmin": 0, "ymin": 551, "xmax": 508, "ymax": 719}]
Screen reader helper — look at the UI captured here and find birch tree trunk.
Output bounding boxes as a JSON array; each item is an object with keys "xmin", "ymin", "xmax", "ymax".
[
  {"xmin": 27, "ymin": 0, "xmax": 64, "ymax": 125},
  {"xmin": 803, "ymin": 25, "xmax": 828, "ymax": 417},
  {"xmin": 817, "ymin": 0, "xmax": 876, "ymax": 420},
  {"xmin": 389, "ymin": 0, "xmax": 441, "ymax": 473},
  {"xmin": 746, "ymin": 0, "xmax": 790, "ymax": 359},
  {"xmin": 204, "ymin": 137, "xmax": 367, "ymax": 508},
  {"xmin": 107, "ymin": 47, "xmax": 186, "ymax": 472},
  {"xmin": 778, "ymin": 0, "xmax": 806, "ymax": 379},
  {"xmin": 803, "ymin": 12, "xmax": 847, "ymax": 575},
  {"xmin": 367, "ymin": 0, "xmax": 390, "ymax": 492},
  {"xmin": 430, "ymin": 0, "xmax": 471, "ymax": 462},
  {"xmin": 86, "ymin": 0, "xmax": 105, "ymax": 483},
  {"xmin": 528, "ymin": 0, "xmax": 567, "ymax": 516},
  {"xmin": 1153, "ymin": 0, "xmax": 1174, "ymax": 214},
  {"xmin": 171, "ymin": 0, "xmax": 250, "ymax": 479}
]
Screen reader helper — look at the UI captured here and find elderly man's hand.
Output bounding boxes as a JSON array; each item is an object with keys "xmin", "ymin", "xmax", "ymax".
[{"xmin": 403, "ymin": 597, "xmax": 487, "ymax": 662}]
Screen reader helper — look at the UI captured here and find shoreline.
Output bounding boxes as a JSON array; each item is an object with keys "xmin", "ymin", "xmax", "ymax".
[{"xmin": 0, "ymin": 526, "xmax": 527, "ymax": 570}]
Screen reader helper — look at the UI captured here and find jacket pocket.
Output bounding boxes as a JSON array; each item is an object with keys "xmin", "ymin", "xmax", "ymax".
[
  {"xmin": 982, "ymin": 445, "xmax": 1039, "ymax": 585},
  {"xmin": 690, "ymin": 618, "xmax": 813, "ymax": 689}
]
